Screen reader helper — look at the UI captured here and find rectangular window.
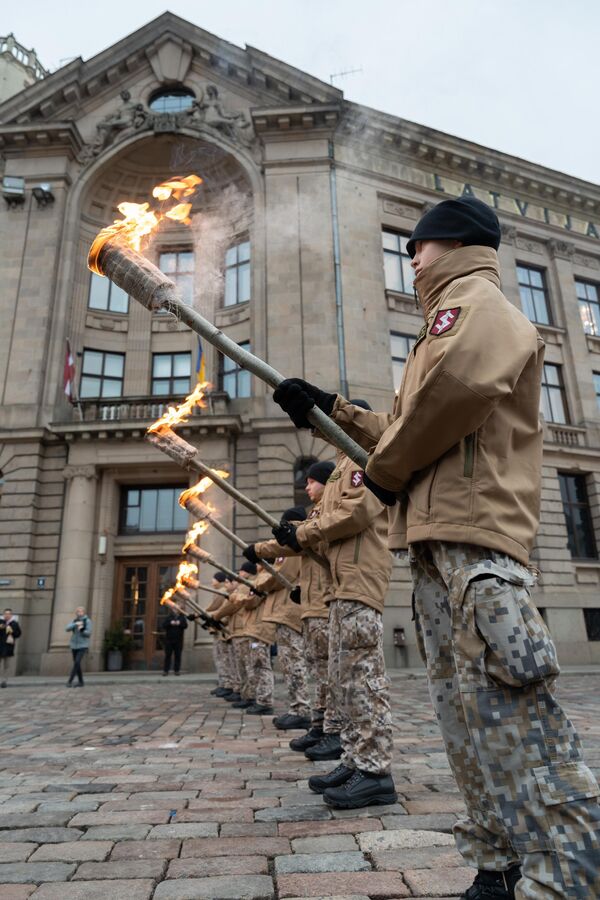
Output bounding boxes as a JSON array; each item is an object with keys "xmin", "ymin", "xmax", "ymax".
[
  {"xmin": 382, "ymin": 230, "xmax": 414, "ymax": 295},
  {"xmin": 88, "ymin": 272, "xmax": 129, "ymax": 314},
  {"xmin": 120, "ymin": 485, "xmax": 189, "ymax": 534},
  {"xmin": 220, "ymin": 341, "xmax": 251, "ymax": 398},
  {"xmin": 390, "ymin": 332, "xmax": 415, "ymax": 390},
  {"xmin": 594, "ymin": 372, "xmax": 600, "ymax": 411},
  {"xmin": 583, "ymin": 609, "xmax": 600, "ymax": 641},
  {"xmin": 224, "ymin": 240, "xmax": 251, "ymax": 307},
  {"xmin": 558, "ymin": 473, "xmax": 598, "ymax": 560},
  {"xmin": 576, "ymin": 280, "xmax": 600, "ymax": 336},
  {"xmin": 80, "ymin": 349, "xmax": 125, "ymax": 399},
  {"xmin": 159, "ymin": 250, "xmax": 194, "ymax": 306},
  {"xmin": 541, "ymin": 363, "xmax": 568, "ymax": 424},
  {"xmin": 516, "ymin": 265, "xmax": 551, "ymax": 325},
  {"xmin": 151, "ymin": 352, "xmax": 191, "ymax": 396}
]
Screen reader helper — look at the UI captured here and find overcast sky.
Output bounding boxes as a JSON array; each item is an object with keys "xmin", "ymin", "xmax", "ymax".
[{"xmin": 6, "ymin": 0, "xmax": 599, "ymax": 185}]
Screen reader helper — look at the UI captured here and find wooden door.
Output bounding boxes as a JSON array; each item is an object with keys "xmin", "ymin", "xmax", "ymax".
[{"xmin": 113, "ymin": 558, "xmax": 180, "ymax": 669}]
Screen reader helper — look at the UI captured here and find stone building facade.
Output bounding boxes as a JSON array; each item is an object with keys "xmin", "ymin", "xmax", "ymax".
[{"xmin": 1, "ymin": 13, "xmax": 599, "ymax": 674}]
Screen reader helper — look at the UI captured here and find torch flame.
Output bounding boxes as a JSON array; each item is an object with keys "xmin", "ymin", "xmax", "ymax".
[
  {"xmin": 182, "ymin": 519, "xmax": 210, "ymax": 553},
  {"xmin": 88, "ymin": 173, "xmax": 202, "ymax": 274},
  {"xmin": 160, "ymin": 560, "xmax": 199, "ymax": 606},
  {"xmin": 179, "ymin": 474, "xmax": 228, "ymax": 508},
  {"xmin": 147, "ymin": 381, "xmax": 210, "ymax": 434}
]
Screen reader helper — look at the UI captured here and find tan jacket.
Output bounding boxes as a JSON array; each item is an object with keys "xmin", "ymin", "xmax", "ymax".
[
  {"xmin": 256, "ymin": 521, "xmax": 333, "ymax": 620},
  {"xmin": 331, "ymin": 246, "xmax": 544, "ymax": 566},
  {"xmin": 296, "ymin": 453, "xmax": 391, "ymax": 613},
  {"xmin": 254, "ymin": 556, "xmax": 303, "ymax": 633},
  {"xmin": 222, "ymin": 584, "xmax": 253, "ymax": 638}
]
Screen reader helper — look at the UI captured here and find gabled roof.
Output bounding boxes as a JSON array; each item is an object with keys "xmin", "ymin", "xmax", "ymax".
[{"xmin": 0, "ymin": 11, "xmax": 342, "ymax": 125}]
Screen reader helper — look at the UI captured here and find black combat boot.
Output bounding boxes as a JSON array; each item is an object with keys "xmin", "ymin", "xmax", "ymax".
[
  {"xmin": 232, "ymin": 698, "xmax": 254, "ymax": 709},
  {"xmin": 289, "ymin": 726, "xmax": 323, "ymax": 752},
  {"xmin": 224, "ymin": 691, "xmax": 241, "ymax": 702},
  {"xmin": 246, "ymin": 703, "xmax": 274, "ymax": 715},
  {"xmin": 215, "ymin": 687, "xmax": 233, "ymax": 697},
  {"xmin": 308, "ymin": 764, "xmax": 354, "ymax": 794},
  {"xmin": 273, "ymin": 713, "xmax": 312, "ymax": 730},
  {"xmin": 323, "ymin": 769, "xmax": 398, "ymax": 809},
  {"xmin": 304, "ymin": 732, "xmax": 342, "ymax": 761},
  {"xmin": 462, "ymin": 866, "xmax": 521, "ymax": 899},
  {"xmin": 210, "ymin": 687, "xmax": 220, "ymax": 695}
]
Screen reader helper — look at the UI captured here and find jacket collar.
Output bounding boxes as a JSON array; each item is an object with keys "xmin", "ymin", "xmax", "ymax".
[{"xmin": 414, "ymin": 245, "xmax": 501, "ymax": 319}]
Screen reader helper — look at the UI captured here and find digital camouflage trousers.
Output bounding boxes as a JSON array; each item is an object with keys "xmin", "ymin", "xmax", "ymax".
[
  {"xmin": 213, "ymin": 638, "xmax": 236, "ymax": 689},
  {"xmin": 249, "ymin": 639, "xmax": 274, "ymax": 705},
  {"xmin": 411, "ymin": 540, "xmax": 600, "ymax": 900},
  {"xmin": 328, "ymin": 599, "xmax": 394, "ymax": 775},
  {"xmin": 232, "ymin": 637, "xmax": 253, "ymax": 699},
  {"xmin": 302, "ymin": 616, "xmax": 341, "ymax": 732},
  {"xmin": 275, "ymin": 624, "xmax": 310, "ymax": 717}
]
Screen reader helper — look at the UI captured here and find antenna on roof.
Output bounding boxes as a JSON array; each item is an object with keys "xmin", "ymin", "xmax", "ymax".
[{"xmin": 329, "ymin": 67, "xmax": 363, "ymax": 85}]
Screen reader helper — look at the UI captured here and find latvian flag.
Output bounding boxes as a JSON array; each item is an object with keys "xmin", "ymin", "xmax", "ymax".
[{"xmin": 63, "ymin": 339, "xmax": 76, "ymax": 402}]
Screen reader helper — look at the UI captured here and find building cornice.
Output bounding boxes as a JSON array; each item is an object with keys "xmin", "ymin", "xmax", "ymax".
[
  {"xmin": 252, "ymin": 103, "xmax": 340, "ymax": 135},
  {"xmin": 338, "ymin": 102, "xmax": 600, "ymax": 215},
  {"xmin": 0, "ymin": 121, "xmax": 84, "ymax": 156}
]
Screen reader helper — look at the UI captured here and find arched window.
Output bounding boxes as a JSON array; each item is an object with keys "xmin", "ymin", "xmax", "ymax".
[
  {"xmin": 149, "ymin": 87, "xmax": 195, "ymax": 114},
  {"xmin": 293, "ymin": 456, "xmax": 317, "ymax": 508}
]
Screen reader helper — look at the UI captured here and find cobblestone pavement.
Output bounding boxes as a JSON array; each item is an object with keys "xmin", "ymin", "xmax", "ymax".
[{"xmin": 1, "ymin": 673, "xmax": 599, "ymax": 899}]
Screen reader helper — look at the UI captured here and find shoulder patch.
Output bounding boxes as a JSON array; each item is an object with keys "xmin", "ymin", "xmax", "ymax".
[
  {"xmin": 351, "ymin": 470, "xmax": 364, "ymax": 487},
  {"xmin": 308, "ymin": 507, "xmax": 320, "ymax": 519},
  {"xmin": 430, "ymin": 307, "xmax": 461, "ymax": 336},
  {"xmin": 327, "ymin": 469, "xmax": 342, "ymax": 482}
]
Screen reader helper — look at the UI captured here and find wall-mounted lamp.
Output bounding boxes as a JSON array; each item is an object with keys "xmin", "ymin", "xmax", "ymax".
[
  {"xmin": 2, "ymin": 175, "xmax": 25, "ymax": 207},
  {"xmin": 32, "ymin": 183, "xmax": 54, "ymax": 207}
]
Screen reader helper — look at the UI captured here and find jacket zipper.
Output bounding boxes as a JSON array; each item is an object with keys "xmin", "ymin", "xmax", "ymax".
[
  {"xmin": 426, "ymin": 462, "xmax": 439, "ymax": 514},
  {"xmin": 353, "ymin": 533, "xmax": 362, "ymax": 564},
  {"xmin": 464, "ymin": 433, "xmax": 475, "ymax": 478}
]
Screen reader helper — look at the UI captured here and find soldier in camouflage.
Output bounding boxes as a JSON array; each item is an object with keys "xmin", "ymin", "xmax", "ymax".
[
  {"xmin": 275, "ymin": 415, "xmax": 396, "ymax": 810},
  {"xmin": 273, "ymin": 197, "xmax": 600, "ymax": 898}
]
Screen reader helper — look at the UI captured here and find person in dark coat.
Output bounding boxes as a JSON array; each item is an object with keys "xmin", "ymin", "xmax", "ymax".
[
  {"xmin": 0, "ymin": 608, "xmax": 21, "ymax": 688},
  {"xmin": 161, "ymin": 606, "xmax": 188, "ymax": 676}
]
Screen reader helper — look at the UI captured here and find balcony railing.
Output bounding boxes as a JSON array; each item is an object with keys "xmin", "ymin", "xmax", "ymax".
[
  {"xmin": 545, "ymin": 422, "xmax": 587, "ymax": 448},
  {"xmin": 77, "ymin": 392, "xmax": 229, "ymax": 424}
]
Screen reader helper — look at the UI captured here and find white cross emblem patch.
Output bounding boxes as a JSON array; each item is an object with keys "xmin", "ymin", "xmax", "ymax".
[
  {"xmin": 351, "ymin": 471, "xmax": 364, "ymax": 487},
  {"xmin": 430, "ymin": 307, "xmax": 461, "ymax": 336}
]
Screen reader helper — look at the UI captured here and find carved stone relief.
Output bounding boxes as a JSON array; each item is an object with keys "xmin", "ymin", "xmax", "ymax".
[{"xmin": 78, "ymin": 84, "xmax": 256, "ymax": 165}]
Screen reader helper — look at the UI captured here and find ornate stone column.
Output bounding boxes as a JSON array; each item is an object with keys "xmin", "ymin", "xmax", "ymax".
[{"xmin": 42, "ymin": 465, "xmax": 98, "ymax": 672}]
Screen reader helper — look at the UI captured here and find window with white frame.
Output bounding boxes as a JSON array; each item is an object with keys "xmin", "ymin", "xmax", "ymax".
[
  {"xmin": 151, "ymin": 353, "xmax": 191, "ymax": 396},
  {"xmin": 382, "ymin": 230, "xmax": 414, "ymax": 295},
  {"xmin": 224, "ymin": 240, "xmax": 251, "ymax": 306},
  {"xmin": 80, "ymin": 349, "xmax": 125, "ymax": 399},
  {"xmin": 390, "ymin": 332, "xmax": 415, "ymax": 390},
  {"xmin": 159, "ymin": 250, "xmax": 194, "ymax": 306},
  {"xmin": 88, "ymin": 272, "xmax": 129, "ymax": 314}
]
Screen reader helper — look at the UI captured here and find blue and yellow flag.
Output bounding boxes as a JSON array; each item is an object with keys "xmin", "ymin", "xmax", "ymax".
[{"xmin": 195, "ymin": 336, "xmax": 206, "ymax": 384}]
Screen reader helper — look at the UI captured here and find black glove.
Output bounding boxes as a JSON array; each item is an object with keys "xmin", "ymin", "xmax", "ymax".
[
  {"xmin": 272, "ymin": 378, "xmax": 336, "ymax": 429},
  {"xmin": 250, "ymin": 587, "xmax": 267, "ymax": 598},
  {"xmin": 272, "ymin": 521, "xmax": 301, "ymax": 552},
  {"xmin": 243, "ymin": 543, "xmax": 260, "ymax": 564},
  {"xmin": 186, "ymin": 614, "xmax": 198, "ymax": 622},
  {"xmin": 289, "ymin": 586, "xmax": 301, "ymax": 605},
  {"xmin": 363, "ymin": 471, "xmax": 397, "ymax": 507}
]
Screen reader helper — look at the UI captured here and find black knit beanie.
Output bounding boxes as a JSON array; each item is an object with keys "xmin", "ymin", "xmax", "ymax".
[
  {"xmin": 213, "ymin": 571, "xmax": 228, "ymax": 583},
  {"xmin": 306, "ymin": 460, "xmax": 335, "ymax": 485},
  {"xmin": 281, "ymin": 505, "xmax": 307, "ymax": 522},
  {"xmin": 349, "ymin": 399, "xmax": 372, "ymax": 411},
  {"xmin": 406, "ymin": 196, "xmax": 501, "ymax": 259},
  {"xmin": 240, "ymin": 561, "xmax": 257, "ymax": 576}
]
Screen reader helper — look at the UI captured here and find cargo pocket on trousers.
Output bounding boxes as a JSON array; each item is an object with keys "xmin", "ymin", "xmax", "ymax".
[
  {"xmin": 534, "ymin": 761, "xmax": 600, "ymax": 807},
  {"xmin": 473, "ymin": 575, "xmax": 560, "ymax": 688},
  {"xmin": 364, "ymin": 674, "xmax": 392, "ymax": 727},
  {"xmin": 340, "ymin": 607, "xmax": 381, "ymax": 651}
]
